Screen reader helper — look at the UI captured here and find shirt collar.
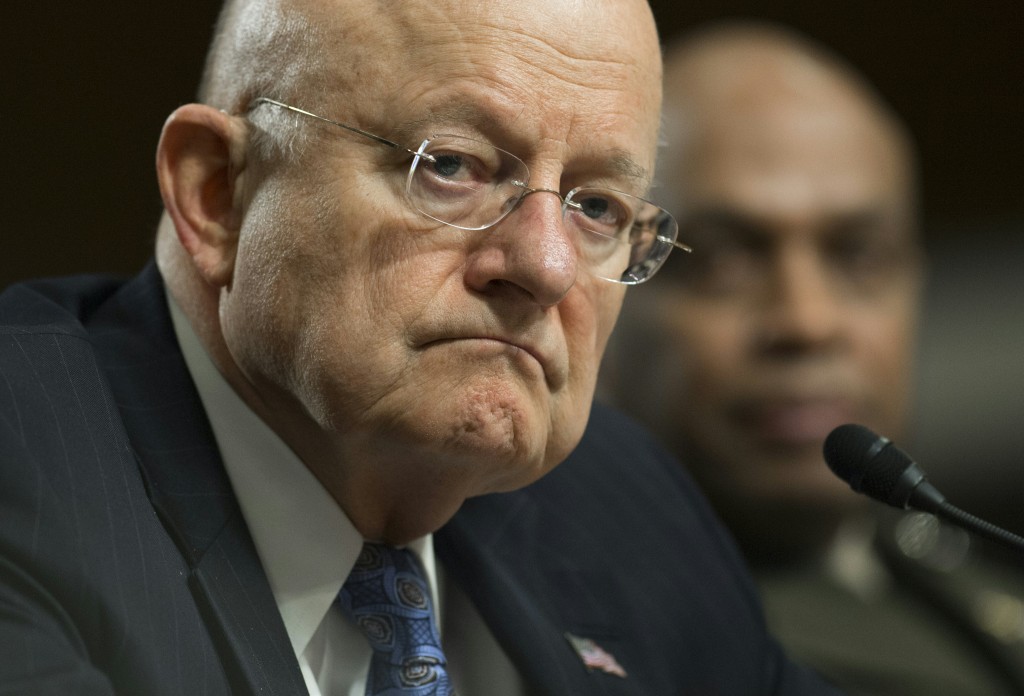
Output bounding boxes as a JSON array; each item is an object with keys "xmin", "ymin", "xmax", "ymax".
[{"xmin": 167, "ymin": 296, "xmax": 437, "ymax": 657}]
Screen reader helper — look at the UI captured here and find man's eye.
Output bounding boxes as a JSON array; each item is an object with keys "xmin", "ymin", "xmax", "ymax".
[
  {"xmin": 576, "ymin": 196, "xmax": 630, "ymax": 235},
  {"xmin": 827, "ymin": 230, "xmax": 910, "ymax": 276},
  {"xmin": 670, "ymin": 220, "xmax": 767, "ymax": 294},
  {"xmin": 580, "ymin": 197, "xmax": 610, "ymax": 220},
  {"xmin": 431, "ymin": 154, "xmax": 467, "ymax": 179}
]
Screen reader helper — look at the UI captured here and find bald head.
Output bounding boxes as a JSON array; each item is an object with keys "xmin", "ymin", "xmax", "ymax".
[
  {"xmin": 659, "ymin": 23, "xmax": 916, "ymax": 216},
  {"xmin": 199, "ymin": 0, "xmax": 661, "ymax": 120},
  {"xmin": 664, "ymin": 23, "xmax": 891, "ymax": 114},
  {"xmin": 196, "ymin": 0, "xmax": 663, "ymax": 167}
]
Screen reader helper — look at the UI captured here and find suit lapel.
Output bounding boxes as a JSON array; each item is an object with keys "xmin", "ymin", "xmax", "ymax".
[
  {"xmin": 87, "ymin": 264, "xmax": 307, "ymax": 695},
  {"xmin": 83, "ymin": 265, "xmax": 645, "ymax": 695},
  {"xmin": 437, "ymin": 487, "xmax": 631, "ymax": 696}
]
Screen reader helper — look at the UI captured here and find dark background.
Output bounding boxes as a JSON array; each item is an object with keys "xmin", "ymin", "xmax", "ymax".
[
  {"xmin": 2, "ymin": 2, "xmax": 1022, "ymax": 526},
  {"xmin": 2, "ymin": 1, "xmax": 1021, "ymax": 285}
]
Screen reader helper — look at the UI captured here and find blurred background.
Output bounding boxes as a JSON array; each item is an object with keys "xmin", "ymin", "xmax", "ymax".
[
  {"xmin": 649, "ymin": 0, "xmax": 1024, "ymax": 540},
  {"xmin": 2, "ymin": 1, "xmax": 1021, "ymax": 529}
]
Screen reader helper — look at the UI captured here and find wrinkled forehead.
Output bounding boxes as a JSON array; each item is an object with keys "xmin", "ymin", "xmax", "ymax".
[
  {"xmin": 331, "ymin": 0, "xmax": 660, "ymax": 73},
  {"xmin": 295, "ymin": 0, "xmax": 663, "ymax": 164}
]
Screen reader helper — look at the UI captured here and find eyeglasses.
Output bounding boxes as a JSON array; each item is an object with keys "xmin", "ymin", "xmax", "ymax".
[{"xmin": 248, "ymin": 97, "xmax": 690, "ymax": 285}]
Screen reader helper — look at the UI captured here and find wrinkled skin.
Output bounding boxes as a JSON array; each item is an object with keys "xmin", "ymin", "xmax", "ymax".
[{"xmin": 158, "ymin": 0, "xmax": 663, "ymax": 543}]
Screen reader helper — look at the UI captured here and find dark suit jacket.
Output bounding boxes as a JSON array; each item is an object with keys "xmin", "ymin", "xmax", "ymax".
[{"xmin": 0, "ymin": 265, "xmax": 841, "ymax": 695}]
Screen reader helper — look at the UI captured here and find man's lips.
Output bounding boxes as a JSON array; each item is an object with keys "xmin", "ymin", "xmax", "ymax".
[
  {"xmin": 421, "ymin": 336, "xmax": 557, "ymax": 385},
  {"xmin": 732, "ymin": 398, "xmax": 858, "ymax": 446}
]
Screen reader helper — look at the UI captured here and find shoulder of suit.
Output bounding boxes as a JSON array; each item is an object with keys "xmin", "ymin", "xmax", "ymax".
[{"xmin": 0, "ymin": 274, "xmax": 125, "ymax": 336}]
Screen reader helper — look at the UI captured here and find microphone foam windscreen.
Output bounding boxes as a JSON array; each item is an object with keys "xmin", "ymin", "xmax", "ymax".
[
  {"xmin": 823, "ymin": 423, "xmax": 878, "ymax": 483},
  {"xmin": 823, "ymin": 424, "xmax": 911, "ymax": 504}
]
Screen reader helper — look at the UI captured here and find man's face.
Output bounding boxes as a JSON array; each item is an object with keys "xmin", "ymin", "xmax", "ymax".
[
  {"xmin": 647, "ymin": 83, "xmax": 922, "ymax": 521},
  {"xmin": 219, "ymin": 0, "xmax": 661, "ymax": 504}
]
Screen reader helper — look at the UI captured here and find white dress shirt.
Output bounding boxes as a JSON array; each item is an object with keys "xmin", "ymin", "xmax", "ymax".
[{"xmin": 168, "ymin": 297, "xmax": 525, "ymax": 696}]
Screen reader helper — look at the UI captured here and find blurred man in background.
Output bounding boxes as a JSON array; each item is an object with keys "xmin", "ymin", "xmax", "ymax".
[{"xmin": 602, "ymin": 21, "xmax": 1024, "ymax": 695}]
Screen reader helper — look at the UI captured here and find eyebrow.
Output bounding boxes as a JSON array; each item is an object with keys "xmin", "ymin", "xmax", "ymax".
[
  {"xmin": 605, "ymin": 148, "xmax": 651, "ymax": 188},
  {"xmin": 390, "ymin": 102, "xmax": 651, "ymax": 188},
  {"xmin": 389, "ymin": 102, "xmax": 506, "ymax": 143},
  {"xmin": 680, "ymin": 206, "xmax": 914, "ymax": 243}
]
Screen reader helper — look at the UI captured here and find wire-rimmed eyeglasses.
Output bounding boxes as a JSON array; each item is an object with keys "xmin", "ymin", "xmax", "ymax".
[{"xmin": 248, "ymin": 97, "xmax": 690, "ymax": 285}]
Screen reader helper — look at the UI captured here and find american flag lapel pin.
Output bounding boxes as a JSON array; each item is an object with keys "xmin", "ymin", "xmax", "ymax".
[{"xmin": 564, "ymin": 632, "xmax": 628, "ymax": 678}]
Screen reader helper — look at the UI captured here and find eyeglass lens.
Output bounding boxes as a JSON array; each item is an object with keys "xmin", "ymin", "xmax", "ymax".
[{"xmin": 406, "ymin": 135, "xmax": 678, "ymax": 284}]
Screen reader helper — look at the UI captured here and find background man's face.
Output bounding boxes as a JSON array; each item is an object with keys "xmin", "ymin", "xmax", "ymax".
[{"xmin": 646, "ymin": 80, "xmax": 922, "ymax": 522}]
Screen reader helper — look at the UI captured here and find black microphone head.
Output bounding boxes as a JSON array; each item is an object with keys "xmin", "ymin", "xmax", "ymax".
[{"xmin": 823, "ymin": 423, "xmax": 916, "ymax": 506}]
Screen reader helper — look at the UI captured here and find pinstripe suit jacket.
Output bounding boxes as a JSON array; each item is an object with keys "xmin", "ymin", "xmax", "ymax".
[{"xmin": 0, "ymin": 265, "xmax": 842, "ymax": 695}]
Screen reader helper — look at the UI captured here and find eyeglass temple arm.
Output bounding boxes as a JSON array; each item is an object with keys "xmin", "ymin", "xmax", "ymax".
[
  {"xmin": 253, "ymin": 96, "xmax": 686, "ymax": 255},
  {"xmin": 249, "ymin": 97, "xmax": 435, "ymax": 161}
]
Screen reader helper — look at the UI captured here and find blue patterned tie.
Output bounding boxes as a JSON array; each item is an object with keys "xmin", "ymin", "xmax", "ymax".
[{"xmin": 339, "ymin": 543, "xmax": 454, "ymax": 696}]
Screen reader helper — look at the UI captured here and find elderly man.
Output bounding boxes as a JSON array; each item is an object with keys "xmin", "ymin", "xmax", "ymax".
[
  {"xmin": 0, "ymin": 1, "xmax": 842, "ymax": 695},
  {"xmin": 603, "ymin": 21, "xmax": 1024, "ymax": 696}
]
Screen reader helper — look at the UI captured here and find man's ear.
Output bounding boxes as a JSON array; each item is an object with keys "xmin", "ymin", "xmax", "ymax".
[{"xmin": 156, "ymin": 104, "xmax": 248, "ymax": 288}]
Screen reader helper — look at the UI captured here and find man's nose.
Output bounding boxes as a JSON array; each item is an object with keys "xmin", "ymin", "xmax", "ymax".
[
  {"xmin": 463, "ymin": 189, "xmax": 579, "ymax": 307},
  {"xmin": 757, "ymin": 250, "xmax": 844, "ymax": 352}
]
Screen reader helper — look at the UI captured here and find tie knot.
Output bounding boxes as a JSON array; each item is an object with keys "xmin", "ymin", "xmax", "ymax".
[
  {"xmin": 339, "ymin": 543, "xmax": 453, "ymax": 695},
  {"xmin": 347, "ymin": 544, "xmax": 431, "ymax": 612}
]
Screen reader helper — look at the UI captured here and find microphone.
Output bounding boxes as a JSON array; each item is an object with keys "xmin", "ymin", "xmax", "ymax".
[{"xmin": 823, "ymin": 423, "xmax": 1024, "ymax": 555}]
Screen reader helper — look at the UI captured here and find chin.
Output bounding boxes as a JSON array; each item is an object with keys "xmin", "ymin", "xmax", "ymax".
[
  {"xmin": 444, "ymin": 411, "xmax": 544, "ymax": 474},
  {"xmin": 441, "ymin": 374, "xmax": 548, "ymax": 444},
  {"xmin": 439, "ymin": 398, "xmax": 579, "ymax": 496}
]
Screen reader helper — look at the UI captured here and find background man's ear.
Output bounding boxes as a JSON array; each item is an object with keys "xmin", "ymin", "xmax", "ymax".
[{"xmin": 156, "ymin": 104, "xmax": 247, "ymax": 287}]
